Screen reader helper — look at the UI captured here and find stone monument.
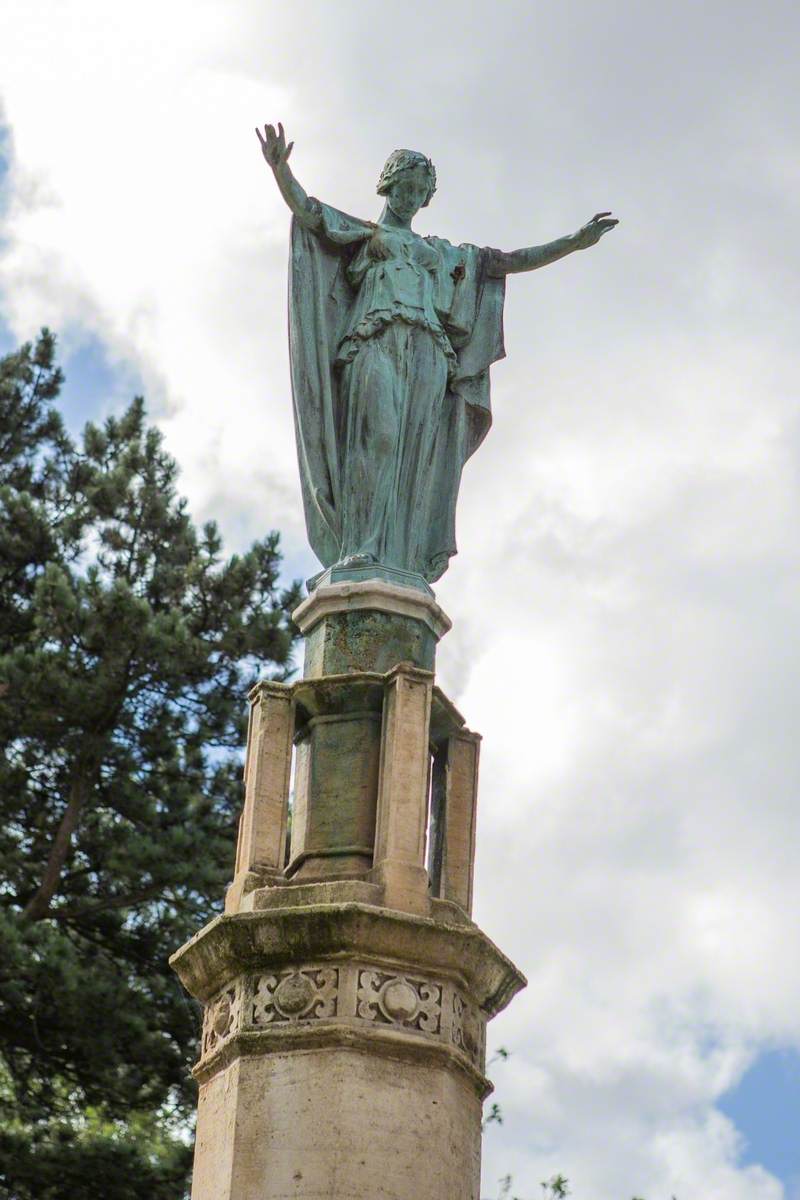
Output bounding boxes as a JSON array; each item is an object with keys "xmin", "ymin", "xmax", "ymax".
[{"xmin": 170, "ymin": 124, "xmax": 617, "ymax": 1200}]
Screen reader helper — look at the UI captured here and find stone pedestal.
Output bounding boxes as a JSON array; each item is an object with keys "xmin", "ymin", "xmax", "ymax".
[
  {"xmin": 294, "ymin": 576, "xmax": 451, "ymax": 677},
  {"xmin": 171, "ymin": 579, "xmax": 525, "ymax": 1200}
]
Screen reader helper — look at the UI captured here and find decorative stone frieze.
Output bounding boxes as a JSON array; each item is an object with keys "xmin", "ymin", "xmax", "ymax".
[
  {"xmin": 252, "ymin": 966, "xmax": 339, "ymax": 1024},
  {"xmin": 356, "ymin": 969, "xmax": 441, "ymax": 1033},
  {"xmin": 201, "ymin": 982, "xmax": 240, "ymax": 1058},
  {"xmin": 451, "ymin": 988, "xmax": 486, "ymax": 1066},
  {"xmin": 198, "ymin": 960, "xmax": 488, "ymax": 1074}
]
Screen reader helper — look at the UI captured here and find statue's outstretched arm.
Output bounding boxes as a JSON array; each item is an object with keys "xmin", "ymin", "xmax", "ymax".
[
  {"xmin": 487, "ymin": 212, "xmax": 618, "ymax": 277},
  {"xmin": 256, "ymin": 123, "xmax": 322, "ymax": 232}
]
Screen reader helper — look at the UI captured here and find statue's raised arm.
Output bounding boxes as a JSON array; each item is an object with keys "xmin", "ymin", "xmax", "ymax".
[
  {"xmin": 256, "ymin": 123, "xmax": 322, "ymax": 233},
  {"xmin": 257, "ymin": 126, "xmax": 619, "ymax": 587},
  {"xmin": 486, "ymin": 212, "xmax": 619, "ymax": 277}
]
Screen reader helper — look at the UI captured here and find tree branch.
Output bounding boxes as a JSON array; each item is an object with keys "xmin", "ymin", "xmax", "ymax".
[
  {"xmin": 54, "ymin": 882, "xmax": 175, "ymax": 921},
  {"xmin": 22, "ymin": 771, "xmax": 90, "ymax": 921}
]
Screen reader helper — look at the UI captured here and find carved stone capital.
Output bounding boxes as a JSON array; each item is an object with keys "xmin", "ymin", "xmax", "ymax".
[{"xmin": 170, "ymin": 902, "xmax": 526, "ymax": 1018}]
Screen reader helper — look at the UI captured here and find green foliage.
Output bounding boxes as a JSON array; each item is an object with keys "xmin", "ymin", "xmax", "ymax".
[
  {"xmin": 542, "ymin": 1177, "xmax": 571, "ymax": 1199},
  {"xmin": 488, "ymin": 1170, "xmax": 571, "ymax": 1200},
  {"xmin": 0, "ymin": 332, "xmax": 301, "ymax": 1199},
  {"xmin": 487, "ymin": 1176, "xmax": 669, "ymax": 1200},
  {"xmin": 0, "ymin": 1105, "xmax": 191, "ymax": 1200},
  {"xmin": 483, "ymin": 1102, "xmax": 504, "ymax": 1129}
]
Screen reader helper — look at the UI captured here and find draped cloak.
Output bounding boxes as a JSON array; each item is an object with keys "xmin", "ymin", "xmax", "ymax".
[{"xmin": 288, "ymin": 199, "xmax": 507, "ymax": 579}]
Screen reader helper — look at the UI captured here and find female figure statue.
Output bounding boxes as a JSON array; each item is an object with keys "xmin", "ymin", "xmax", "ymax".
[{"xmin": 257, "ymin": 123, "xmax": 617, "ymax": 584}]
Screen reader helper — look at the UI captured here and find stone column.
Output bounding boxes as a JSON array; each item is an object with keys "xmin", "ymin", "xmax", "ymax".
[
  {"xmin": 371, "ymin": 664, "xmax": 433, "ymax": 915},
  {"xmin": 429, "ymin": 729, "xmax": 481, "ymax": 916},
  {"xmin": 226, "ymin": 681, "xmax": 294, "ymax": 912},
  {"xmin": 171, "ymin": 578, "xmax": 526, "ymax": 1200}
]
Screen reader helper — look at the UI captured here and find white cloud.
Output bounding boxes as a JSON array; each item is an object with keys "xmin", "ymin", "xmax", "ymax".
[{"xmin": 2, "ymin": 3, "xmax": 799, "ymax": 1197}]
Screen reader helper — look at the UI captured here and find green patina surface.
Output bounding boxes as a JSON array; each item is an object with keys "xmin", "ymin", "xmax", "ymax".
[
  {"xmin": 303, "ymin": 609, "xmax": 436, "ymax": 677},
  {"xmin": 290, "ymin": 711, "xmax": 381, "ymax": 879},
  {"xmin": 257, "ymin": 123, "xmax": 617, "ymax": 585}
]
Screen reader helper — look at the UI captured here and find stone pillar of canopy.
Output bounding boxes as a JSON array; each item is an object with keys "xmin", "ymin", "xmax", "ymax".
[{"xmin": 170, "ymin": 578, "xmax": 526, "ymax": 1200}]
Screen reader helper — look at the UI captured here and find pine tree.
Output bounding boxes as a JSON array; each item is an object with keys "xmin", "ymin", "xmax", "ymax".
[{"xmin": 0, "ymin": 331, "xmax": 301, "ymax": 1199}]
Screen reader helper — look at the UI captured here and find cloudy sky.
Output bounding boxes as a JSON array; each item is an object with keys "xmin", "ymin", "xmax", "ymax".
[{"xmin": 1, "ymin": 2, "xmax": 799, "ymax": 1196}]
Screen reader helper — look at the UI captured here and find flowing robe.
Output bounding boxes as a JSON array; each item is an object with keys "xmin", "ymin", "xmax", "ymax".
[{"xmin": 288, "ymin": 200, "xmax": 506, "ymax": 582}]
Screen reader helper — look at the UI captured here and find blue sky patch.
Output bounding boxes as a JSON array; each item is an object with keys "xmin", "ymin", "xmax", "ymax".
[
  {"xmin": 0, "ymin": 119, "xmax": 10, "ymax": 201},
  {"xmin": 0, "ymin": 314, "xmax": 142, "ymax": 438},
  {"xmin": 719, "ymin": 1047, "xmax": 800, "ymax": 1189},
  {"xmin": 59, "ymin": 333, "xmax": 142, "ymax": 435}
]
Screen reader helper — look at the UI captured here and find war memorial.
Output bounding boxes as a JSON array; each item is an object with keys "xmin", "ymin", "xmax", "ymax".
[{"xmin": 170, "ymin": 122, "xmax": 617, "ymax": 1200}]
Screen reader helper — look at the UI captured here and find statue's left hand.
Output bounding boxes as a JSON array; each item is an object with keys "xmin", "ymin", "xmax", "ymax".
[{"xmin": 574, "ymin": 212, "xmax": 619, "ymax": 250}]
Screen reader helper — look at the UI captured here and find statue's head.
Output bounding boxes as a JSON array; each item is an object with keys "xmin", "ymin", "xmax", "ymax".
[{"xmin": 377, "ymin": 149, "xmax": 437, "ymax": 220}]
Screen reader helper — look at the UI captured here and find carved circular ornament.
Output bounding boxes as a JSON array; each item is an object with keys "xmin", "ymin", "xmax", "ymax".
[
  {"xmin": 212, "ymin": 997, "xmax": 231, "ymax": 1037},
  {"xmin": 379, "ymin": 977, "xmax": 419, "ymax": 1023},
  {"xmin": 274, "ymin": 972, "xmax": 316, "ymax": 1016}
]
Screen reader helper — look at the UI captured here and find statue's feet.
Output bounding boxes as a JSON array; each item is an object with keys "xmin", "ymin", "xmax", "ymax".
[{"xmin": 339, "ymin": 553, "xmax": 378, "ymax": 568}]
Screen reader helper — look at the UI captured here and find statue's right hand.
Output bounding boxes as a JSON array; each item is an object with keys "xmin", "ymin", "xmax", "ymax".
[{"xmin": 256, "ymin": 122, "xmax": 294, "ymax": 170}]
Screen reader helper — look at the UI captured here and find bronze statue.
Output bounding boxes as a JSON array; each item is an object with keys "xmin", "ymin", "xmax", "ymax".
[{"xmin": 257, "ymin": 123, "xmax": 617, "ymax": 584}]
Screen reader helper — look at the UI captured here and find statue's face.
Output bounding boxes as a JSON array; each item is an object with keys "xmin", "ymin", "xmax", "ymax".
[{"xmin": 386, "ymin": 165, "xmax": 432, "ymax": 221}]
